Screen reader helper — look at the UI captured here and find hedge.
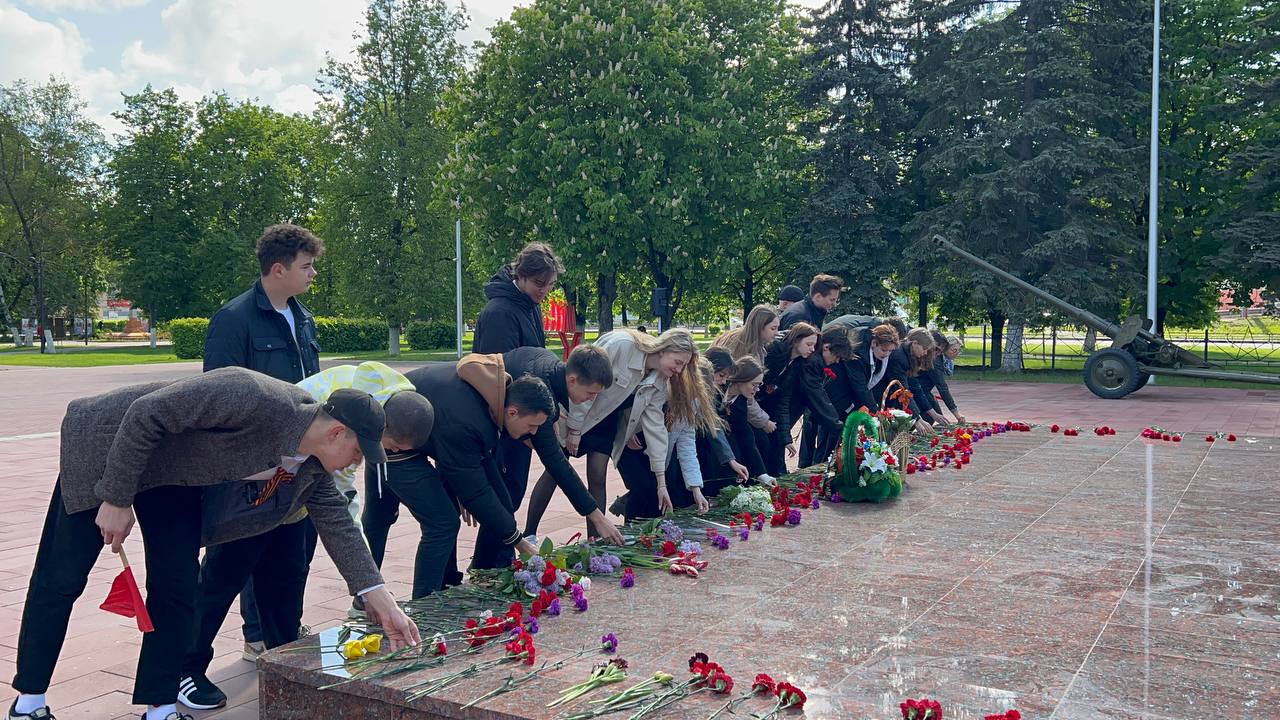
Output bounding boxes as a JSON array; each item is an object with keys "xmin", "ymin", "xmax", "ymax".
[
  {"xmin": 406, "ymin": 321, "xmax": 455, "ymax": 351},
  {"xmin": 166, "ymin": 316, "xmax": 386, "ymax": 359},
  {"xmin": 315, "ymin": 317, "xmax": 386, "ymax": 353},
  {"xmin": 169, "ymin": 318, "xmax": 210, "ymax": 359}
]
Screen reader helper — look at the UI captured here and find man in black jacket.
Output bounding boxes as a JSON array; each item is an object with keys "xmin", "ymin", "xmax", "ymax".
[
  {"xmin": 472, "ymin": 243, "xmax": 563, "ymax": 353},
  {"xmin": 471, "ymin": 346, "xmax": 625, "ymax": 570},
  {"xmin": 362, "ymin": 357, "xmax": 544, "ymax": 597},
  {"xmin": 199, "ymin": 224, "xmax": 323, "ymax": 665},
  {"xmin": 778, "ymin": 274, "xmax": 843, "ymax": 331}
]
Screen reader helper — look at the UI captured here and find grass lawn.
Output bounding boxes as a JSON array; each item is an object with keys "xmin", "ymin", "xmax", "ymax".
[{"xmin": 0, "ymin": 345, "xmax": 182, "ymax": 367}]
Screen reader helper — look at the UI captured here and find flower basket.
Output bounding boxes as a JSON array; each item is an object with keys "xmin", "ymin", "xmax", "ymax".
[{"xmin": 829, "ymin": 409, "xmax": 903, "ymax": 503}]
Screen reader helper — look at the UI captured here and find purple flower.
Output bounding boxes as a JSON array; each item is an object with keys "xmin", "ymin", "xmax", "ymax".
[
  {"xmin": 574, "ymin": 594, "xmax": 589, "ymax": 612},
  {"xmin": 786, "ymin": 509, "xmax": 802, "ymax": 526},
  {"xmin": 522, "ymin": 577, "xmax": 543, "ymax": 595},
  {"xmin": 753, "ymin": 518, "xmax": 764, "ymax": 531},
  {"xmin": 620, "ymin": 570, "xmax": 635, "ymax": 588},
  {"xmin": 738, "ymin": 527, "xmax": 749, "ymax": 541},
  {"xmin": 548, "ymin": 598, "xmax": 561, "ymax": 616},
  {"xmin": 830, "ymin": 491, "xmax": 843, "ymax": 503},
  {"xmin": 712, "ymin": 535, "xmax": 730, "ymax": 550},
  {"xmin": 811, "ymin": 498, "xmax": 821, "ymax": 510},
  {"xmin": 659, "ymin": 520, "xmax": 683, "ymax": 543},
  {"xmin": 678, "ymin": 540, "xmax": 702, "ymax": 555},
  {"xmin": 570, "ymin": 583, "xmax": 584, "ymax": 600},
  {"xmin": 588, "ymin": 555, "xmax": 614, "ymax": 574},
  {"xmin": 601, "ymin": 633, "xmax": 619, "ymax": 654},
  {"xmin": 525, "ymin": 617, "xmax": 540, "ymax": 634}
]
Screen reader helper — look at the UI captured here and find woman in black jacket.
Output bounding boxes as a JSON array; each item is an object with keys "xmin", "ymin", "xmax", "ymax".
[
  {"xmin": 873, "ymin": 327, "xmax": 937, "ymax": 434},
  {"xmin": 717, "ymin": 357, "xmax": 771, "ymax": 481},
  {"xmin": 471, "ymin": 243, "xmax": 563, "ymax": 353},
  {"xmin": 757, "ymin": 323, "xmax": 843, "ymax": 475}
]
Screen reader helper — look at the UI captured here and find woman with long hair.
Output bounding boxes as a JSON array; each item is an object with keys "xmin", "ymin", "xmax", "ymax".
[
  {"xmin": 615, "ymin": 353, "xmax": 724, "ymax": 519},
  {"xmin": 717, "ymin": 357, "xmax": 771, "ymax": 481},
  {"xmin": 876, "ymin": 327, "xmax": 937, "ymax": 435},
  {"xmin": 523, "ymin": 328, "xmax": 700, "ymax": 537},
  {"xmin": 713, "ymin": 304, "xmax": 780, "ymax": 363},
  {"xmin": 757, "ymin": 322, "xmax": 844, "ymax": 476}
]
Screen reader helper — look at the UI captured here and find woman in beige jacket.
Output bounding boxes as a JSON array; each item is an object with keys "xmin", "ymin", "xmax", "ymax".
[{"xmin": 523, "ymin": 328, "xmax": 699, "ymax": 538}]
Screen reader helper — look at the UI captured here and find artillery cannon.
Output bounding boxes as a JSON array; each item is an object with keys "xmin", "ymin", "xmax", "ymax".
[{"xmin": 932, "ymin": 234, "xmax": 1280, "ymax": 399}]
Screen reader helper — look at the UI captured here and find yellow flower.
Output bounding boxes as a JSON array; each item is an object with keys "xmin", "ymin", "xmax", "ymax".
[
  {"xmin": 340, "ymin": 633, "xmax": 383, "ymax": 660},
  {"xmin": 359, "ymin": 634, "xmax": 383, "ymax": 654}
]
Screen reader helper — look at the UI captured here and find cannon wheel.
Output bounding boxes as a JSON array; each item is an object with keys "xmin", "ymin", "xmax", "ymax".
[{"xmin": 1083, "ymin": 349, "xmax": 1144, "ymax": 399}]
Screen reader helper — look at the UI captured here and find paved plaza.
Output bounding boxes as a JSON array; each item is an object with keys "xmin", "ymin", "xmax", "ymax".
[{"xmin": 0, "ymin": 361, "xmax": 1277, "ymax": 718}]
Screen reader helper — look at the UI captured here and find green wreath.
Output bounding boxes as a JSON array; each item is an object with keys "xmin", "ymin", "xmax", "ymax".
[{"xmin": 831, "ymin": 410, "xmax": 903, "ymax": 503}]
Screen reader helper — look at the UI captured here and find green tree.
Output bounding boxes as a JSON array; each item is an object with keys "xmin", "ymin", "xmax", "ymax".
[
  {"xmin": 1202, "ymin": 0, "xmax": 1280, "ymax": 297},
  {"xmin": 0, "ymin": 78, "xmax": 105, "ymax": 350},
  {"xmin": 909, "ymin": 0, "xmax": 1148, "ymax": 369},
  {"xmin": 445, "ymin": 0, "xmax": 806, "ymax": 331},
  {"xmin": 795, "ymin": 0, "xmax": 911, "ymax": 316},
  {"xmin": 105, "ymin": 86, "xmax": 202, "ymax": 324},
  {"xmin": 186, "ymin": 95, "xmax": 330, "ymax": 314},
  {"xmin": 319, "ymin": 0, "xmax": 467, "ymax": 352}
]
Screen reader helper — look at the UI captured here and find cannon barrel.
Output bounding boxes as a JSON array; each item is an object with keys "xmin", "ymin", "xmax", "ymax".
[{"xmin": 932, "ymin": 234, "xmax": 1131, "ymax": 340}]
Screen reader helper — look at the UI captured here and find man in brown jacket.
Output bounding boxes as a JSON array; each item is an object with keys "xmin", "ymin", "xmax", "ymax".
[{"xmin": 7, "ymin": 367, "xmax": 419, "ymax": 720}]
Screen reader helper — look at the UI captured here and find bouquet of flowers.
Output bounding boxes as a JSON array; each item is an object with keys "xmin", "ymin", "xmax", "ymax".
[
  {"xmin": 720, "ymin": 485, "xmax": 774, "ymax": 515},
  {"xmin": 829, "ymin": 409, "xmax": 903, "ymax": 503}
]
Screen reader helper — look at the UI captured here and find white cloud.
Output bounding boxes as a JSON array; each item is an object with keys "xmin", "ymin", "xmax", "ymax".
[{"xmin": 0, "ymin": 3, "xmax": 92, "ymax": 83}]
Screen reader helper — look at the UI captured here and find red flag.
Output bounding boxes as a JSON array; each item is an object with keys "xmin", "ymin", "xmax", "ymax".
[{"xmin": 101, "ymin": 552, "xmax": 154, "ymax": 632}]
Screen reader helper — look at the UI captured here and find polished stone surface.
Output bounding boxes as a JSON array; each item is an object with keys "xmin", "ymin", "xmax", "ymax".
[{"xmin": 259, "ymin": 431, "xmax": 1280, "ymax": 719}]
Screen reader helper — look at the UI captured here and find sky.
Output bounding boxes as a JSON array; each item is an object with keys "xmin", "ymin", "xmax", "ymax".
[{"xmin": 0, "ymin": 0, "xmax": 828, "ymax": 139}]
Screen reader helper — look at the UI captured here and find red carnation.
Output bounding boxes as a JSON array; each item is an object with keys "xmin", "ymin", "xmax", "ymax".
[
  {"xmin": 1228, "ymin": 434, "xmax": 1237, "ymax": 441},
  {"xmin": 661, "ymin": 540, "xmax": 678, "ymax": 556},
  {"xmin": 752, "ymin": 673, "xmax": 776, "ymax": 694},
  {"xmin": 1051, "ymin": 424, "xmax": 1060, "ymax": 433},
  {"xmin": 540, "ymin": 564, "xmax": 557, "ymax": 586}
]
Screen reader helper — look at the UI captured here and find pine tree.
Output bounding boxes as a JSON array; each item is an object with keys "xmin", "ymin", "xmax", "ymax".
[
  {"xmin": 908, "ymin": 0, "xmax": 1148, "ymax": 369},
  {"xmin": 794, "ymin": 0, "xmax": 911, "ymax": 314}
]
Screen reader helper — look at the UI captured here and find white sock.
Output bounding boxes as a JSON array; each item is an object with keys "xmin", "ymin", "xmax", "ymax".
[
  {"xmin": 14, "ymin": 694, "xmax": 47, "ymax": 715},
  {"xmin": 146, "ymin": 703, "xmax": 177, "ymax": 720}
]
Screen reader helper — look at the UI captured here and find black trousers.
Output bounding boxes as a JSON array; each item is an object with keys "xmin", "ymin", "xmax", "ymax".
[
  {"xmin": 616, "ymin": 445, "xmax": 690, "ymax": 520},
  {"xmin": 237, "ymin": 518, "xmax": 318, "ymax": 645},
  {"xmin": 14, "ymin": 481, "xmax": 203, "ymax": 706},
  {"xmin": 763, "ymin": 423, "xmax": 789, "ymax": 477},
  {"xmin": 798, "ymin": 413, "xmax": 820, "ymax": 467},
  {"xmin": 361, "ymin": 455, "xmax": 461, "ymax": 598},
  {"xmin": 472, "ymin": 434, "xmax": 529, "ymax": 571},
  {"xmin": 182, "ymin": 519, "xmax": 309, "ymax": 677}
]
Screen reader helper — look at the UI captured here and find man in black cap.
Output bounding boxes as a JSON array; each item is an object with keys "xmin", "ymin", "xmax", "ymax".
[
  {"xmin": 777, "ymin": 285, "xmax": 805, "ymax": 314},
  {"xmin": 177, "ymin": 366, "xmax": 435, "ymax": 711},
  {"xmin": 7, "ymin": 368, "xmax": 419, "ymax": 720}
]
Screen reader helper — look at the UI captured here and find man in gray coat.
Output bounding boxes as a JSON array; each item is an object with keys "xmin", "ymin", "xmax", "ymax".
[{"xmin": 7, "ymin": 367, "xmax": 419, "ymax": 720}]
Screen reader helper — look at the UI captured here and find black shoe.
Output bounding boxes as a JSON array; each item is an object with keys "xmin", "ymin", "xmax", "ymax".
[
  {"xmin": 608, "ymin": 492, "xmax": 629, "ymax": 517},
  {"xmin": 7, "ymin": 699, "xmax": 55, "ymax": 719},
  {"xmin": 177, "ymin": 673, "xmax": 227, "ymax": 710}
]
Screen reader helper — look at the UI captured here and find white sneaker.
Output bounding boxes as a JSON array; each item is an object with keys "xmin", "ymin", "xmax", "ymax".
[
  {"xmin": 523, "ymin": 534, "xmax": 540, "ymax": 547},
  {"xmin": 755, "ymin": 474, "xmax": 777, "ymax": 488},
  {"xmin": 241, "ymin": 640, "xmax": 265, "ymax": 662}
]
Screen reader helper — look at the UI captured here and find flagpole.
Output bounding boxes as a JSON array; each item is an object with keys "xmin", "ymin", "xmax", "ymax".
[{"xmin": 118, "ymin": 547, "xmax": 130, "ymax": 568}]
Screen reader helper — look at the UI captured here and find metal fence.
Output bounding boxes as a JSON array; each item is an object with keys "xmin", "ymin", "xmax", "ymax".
[{"xmin": 955, "ymin": 325, "xmax": 1280, "ymax": 372}]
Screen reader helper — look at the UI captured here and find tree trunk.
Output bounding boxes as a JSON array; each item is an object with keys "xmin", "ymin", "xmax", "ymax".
[
  {"xmin": 741, "ymin": 260, "xmax": 755, "ymax": 319},
  {"xmin": 989, "ymin": 310, "xmax": 1006, "ymax": 370},
  {"xmin": 596, "ymin": 272, "xmax": 616, "ymax": 333},
  {"xmin": 1083, "ymin": 327, "xmax": 1098, "ymax": 352},
  {"xmin": 1000, "ymin": 320, "xmax": 1024, "ymax": 373},
  {"xmin": 917, "ymin": 287, "xmax": 929, "ymax": 328},
  {"xmin": 621, "ymin": 304, "xmax": 628, "ymax": 327},
  {"xmin": 1155, "ymin": 306, "xmax": 1167, "ymax": 337},
  {"xmin": 388, "ymin": 323, "xmax": 401, "ymax": 357}
]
